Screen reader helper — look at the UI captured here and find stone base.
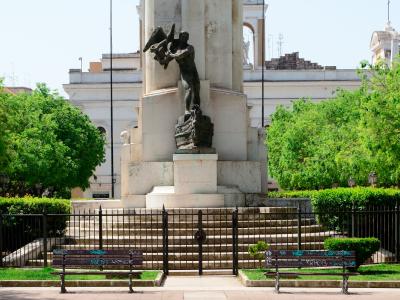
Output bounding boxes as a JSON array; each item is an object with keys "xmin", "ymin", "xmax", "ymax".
[
  {"xmin": 175, "ymin": 147, "xmax": 216, "ymax": 154},
  {"xmin": 173, "ymin": 154, "xmax": 218, "ymax": 194},
  {"xmin": 146, "ymin": 186, "xmax": 224, "ymax": 208},
  {"xmin": 145, "ymin": 185, "xmax": 245, "ymax": 208}
]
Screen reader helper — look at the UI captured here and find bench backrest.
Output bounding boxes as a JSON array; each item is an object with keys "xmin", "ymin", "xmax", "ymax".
[
  {"xmin": 265, "ymin": 250, "xmax": 356, "ymax": 268},
  {"xmin": 52, "ymin": 249, "xmax": 143, "ymax": 267}
]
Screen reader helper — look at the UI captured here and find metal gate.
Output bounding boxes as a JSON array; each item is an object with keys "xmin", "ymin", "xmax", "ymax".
[{"xmin": 162, "ymin": 208, "xmax": 239, "ymax": 275}]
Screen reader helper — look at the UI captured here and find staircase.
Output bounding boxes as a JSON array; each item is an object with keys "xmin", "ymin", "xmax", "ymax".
[{"xmin": 27, "ymin": 207, "xmax": 334, "ymax": 271}]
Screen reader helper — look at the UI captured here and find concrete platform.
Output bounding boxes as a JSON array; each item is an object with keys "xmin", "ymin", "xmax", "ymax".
[
  {"xmin": 146, "ymin": 186, "xmax": 224, "ymax": 208},
  {"xmin": 1, "ymin": 285, "xmax": 400, "ymax": 300}
]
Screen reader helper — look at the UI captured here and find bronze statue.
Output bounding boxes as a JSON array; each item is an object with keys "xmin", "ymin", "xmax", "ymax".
[
  {"xmin": 144, "ymin": 26, "xmax": 200, "ymax": 115},
  {"xmin": 165, "ymin": 31, "xmax": 200, "ymax": 115},
  {"xmin": 144, "ymin": 25, "xmax": 213, "ymax": 152}
]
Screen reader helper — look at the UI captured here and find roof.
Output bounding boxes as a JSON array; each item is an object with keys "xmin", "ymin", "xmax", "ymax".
[
  {"xmin": 265, "ymin": 52, "xmax": 334, "ymax": 70},
  {"xmin": 3, "ymin": 87, "xmax": 32, "ymax": 95}
]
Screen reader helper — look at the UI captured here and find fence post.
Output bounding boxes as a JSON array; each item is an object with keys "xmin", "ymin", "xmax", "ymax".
[
  {"xmin": 99, "ymin": 206, "xmax": 103, "ymax": 250},
  {"xmin": 198, "ymin": 210, "xmax": 204, "ymax": 275},
  {"xmin": 351, "ymin": 204, "xmax": 356, "ymax": 238},
  {"xmin": 297, "ymin": 203, "xmax": 302, "ymax": 251},
  {"xmin": 232, "ymin": 207, "xmax": 239, "ymax": 275},
  {"xmin": 396, "ymin": 201, "xmax": 399, "ymax": 263},
  {"xmin": 162, "ymin": 206, "xmax": 169, "ymax": 275},
  {"xmin": 0, "ymin": 214, "xmax": 3, "ymax": 267},
  {"xmin": 42, "ymin": 210, "xmax": 48, "ymax": 267}
]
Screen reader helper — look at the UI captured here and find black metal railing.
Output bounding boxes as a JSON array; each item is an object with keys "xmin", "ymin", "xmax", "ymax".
[{"xmin": 1, "ymin": 205, "xmax": 399, "ymax": 272}]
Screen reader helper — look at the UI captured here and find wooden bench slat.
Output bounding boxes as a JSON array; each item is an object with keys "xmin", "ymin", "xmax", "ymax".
[
  {"xmin": 266, "ymin": 260, "xmax": 357, "ymax": 268},
  {"xmin": 53, "ymin": 249, "xmax": 142, "ymax": 256},
  {"xmin": 52, "ymin": 259, "xmax": 143, "ymax": 266},
  {"xmin": 265, "ymin": 256, "xmax": 355, "ymax": 260},
  {"xmin": 53, "ymin": 255, "xmax": 143, "ymax": 260},
  {"xmin": 265, "ymin": 272, "xmax": 360, "ymax": 276},
  {"xmin": 266, "ymin": 250, "xmax": 355, "ymax": 257},
  {"xmin": 51, "ymin": 271, "xmax": 142, "ymax": 276}
]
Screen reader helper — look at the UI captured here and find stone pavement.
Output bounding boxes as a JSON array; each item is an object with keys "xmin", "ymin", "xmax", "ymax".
[{"xmin": 0, "ymin": 276, "xmax": 399, "ymax": 300}]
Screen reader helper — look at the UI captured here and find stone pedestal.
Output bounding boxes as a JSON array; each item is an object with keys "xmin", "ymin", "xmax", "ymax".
[
  {"xmin": 174, "ymin": 154, "xmax": 218, "ymax": 194},
  {"xmin": 145, "ymin": 154, "xmax": 225, "ymax": 208},
  {"xmin": 146, "ymin": 186, "xmax": 224, "ymax": 208}
]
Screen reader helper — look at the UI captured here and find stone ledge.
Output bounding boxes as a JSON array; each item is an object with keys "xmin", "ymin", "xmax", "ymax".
[
  {"xmin": 173, "ymin": 154, "xmax": 218, "ymax": 161},
  {"xmin": 238, "ymin": 270, "xmax": 400, "ymax": 288},
  {"xmin": 0, "ymin": 272, "xmax": 165, "ymax": 288}
]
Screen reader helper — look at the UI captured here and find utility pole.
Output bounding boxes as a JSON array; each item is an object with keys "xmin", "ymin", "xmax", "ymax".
[
  {"xmin": 110, "ymin": 0, "xmax": 115, "ymax": 199},
  {"xmin": 261, "ymin": 0, "xmax": 265, "ymax": 128}
]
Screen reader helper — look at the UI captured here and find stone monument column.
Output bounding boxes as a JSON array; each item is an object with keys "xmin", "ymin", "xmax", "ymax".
[{"xmin": 144, "ymin": 0, "xmax": 181, "ymax": 93}]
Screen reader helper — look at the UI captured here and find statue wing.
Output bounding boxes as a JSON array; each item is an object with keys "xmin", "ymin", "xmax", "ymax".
[
  {"xmin": 143, "ymin": 27, "xmax": 167, "ymax": 53},
  {"xmin": 166, "ymin": 24, "xmax": 175, "ymax": 44}
]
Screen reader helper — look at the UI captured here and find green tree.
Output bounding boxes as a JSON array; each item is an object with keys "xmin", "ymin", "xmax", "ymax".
[
  {"xmin": 0, "ymin": 84, "xmax": 105, "ymax": 197},
  {"xmin": 267, "ymin": 58, "xmax": 400, "ymax": 190},
  {"xmin": 359, "ymin": 60, "xmax": 400, "ymax": 186},
  {"xmin": 0, "ymin": 83, "xmax": 8, "ymax": 169}
]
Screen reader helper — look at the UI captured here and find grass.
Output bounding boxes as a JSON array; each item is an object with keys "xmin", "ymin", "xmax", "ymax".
[
  {"xmin": 243, "ymin": 264, "xmax": 400, "ymax": 281},
  {"xmin": 0, "ymin": 268, "xmax": 160, "ymax": 281}
]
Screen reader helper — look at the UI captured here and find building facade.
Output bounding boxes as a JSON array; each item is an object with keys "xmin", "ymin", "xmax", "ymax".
[{"xmin": 370, "ymin": 22, "xmax": 400, "ymax": 66}]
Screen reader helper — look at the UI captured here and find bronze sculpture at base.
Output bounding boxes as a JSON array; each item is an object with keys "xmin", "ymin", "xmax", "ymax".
[{"xmin": 175, "ymin": 104, "xmax": 214, "ymax": 152}]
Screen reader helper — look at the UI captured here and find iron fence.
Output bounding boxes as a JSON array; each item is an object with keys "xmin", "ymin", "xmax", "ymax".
[{"xmin": 1, "ymin": 205, "xmax": 399, "ymax": 273}]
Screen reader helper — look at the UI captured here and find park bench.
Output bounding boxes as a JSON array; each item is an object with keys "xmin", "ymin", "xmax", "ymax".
[
  {"xmin": 51, "ymin": 249, "xmax": 143, "ymax": 293},
  {"xmin": 265, "ymin": 250, "xmax": 359, "ymax": 294}
]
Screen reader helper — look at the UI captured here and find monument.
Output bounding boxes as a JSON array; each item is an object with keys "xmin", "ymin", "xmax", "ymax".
[{"xmin": 120, "ymin": 0, "xmax": 266, "ymax": 208}]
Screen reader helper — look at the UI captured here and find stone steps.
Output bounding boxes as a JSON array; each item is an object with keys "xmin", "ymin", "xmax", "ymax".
[
  {"xmin": 66, "ymin": 218, "xmax": 316, "ymax": 229},
  {"xmin": 69, "ymin": 207, "xmax": 300, "ymax": 222},
  {"xmin": 46, "ymin": 241, "xmax": 324, "ymax": 252},
  {"xmin": 28, "ymin": 207, "xmax": 332, "ymax": 270},
  {"xmin": 65, "ymin": 231, "xmax": 332, "ymax": 245},
  {"xmin": 65, "ymin": 224, "xmax": 323, "ymax": 236}
]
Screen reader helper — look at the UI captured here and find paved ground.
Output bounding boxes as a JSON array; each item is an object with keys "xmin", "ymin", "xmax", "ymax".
[{"xmin": 1, "ymin": 276, "xmax": 399, "ymax": 300}]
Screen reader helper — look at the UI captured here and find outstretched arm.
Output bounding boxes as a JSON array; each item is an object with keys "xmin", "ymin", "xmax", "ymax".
[{"xmin": 167, "ymin": 45, "xmax": 193, "ymax": 60}]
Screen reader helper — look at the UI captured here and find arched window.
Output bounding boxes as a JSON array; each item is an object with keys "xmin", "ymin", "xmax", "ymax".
[{"xmin": 243, "ymin": 24, "xmax": 255, "ymax": 66}]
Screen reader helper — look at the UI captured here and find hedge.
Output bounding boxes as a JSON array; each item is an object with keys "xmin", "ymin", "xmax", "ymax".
[
  {"xmin": 269, "ymin": 187, "xmax": 400, "ymax": 210},
  {"xmin": 1, "ymin": 197, "xmax": 71, "ymax": 252},
  {"xmin": 324, "ymin": 238, "xmax": 381, "ymax": 269},
  {"xmin": 269, "ymin": 187, "xmax": 400, "ymax": 231},
  {"xmin": 0, "ymin": 197, "xmax": 71, "ymax": 215}
]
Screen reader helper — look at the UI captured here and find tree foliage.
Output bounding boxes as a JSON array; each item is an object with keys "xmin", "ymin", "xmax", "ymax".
[
  {"xmin": 268, "ymin": 59, "xmax": 400, "ymax": 190},
  {"xmin": 0, "ymin": 83, "xmax": 105, "ymax": 197},
  {"xmin": 0, "ymin": 82, "xmax": 8, "ymax": 167}
]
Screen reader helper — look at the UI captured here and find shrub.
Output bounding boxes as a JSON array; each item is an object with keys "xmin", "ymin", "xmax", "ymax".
[
  {"xmin": 270, "ymin": 187, "xmax": 400, "ymax": 231},
  {"xmin": 268, "ymin": 190, "xmax": 318, "ymax": 199},
  {"xmin": 324, "ymin": 238, "xmax": 381, "ymax": 269},
  {"xmin": 311, "ymin": 187, "xmax": 400, "ymax": 212},
  {"xmin": 0, "ymin": 197, "xmax": 71, "ymax": 215},
  {"xmin": 248, "ymin": 241, "xmax": 270, "ymax": 268},
  {"xmin": 0, "ymin": 197, "xmax": 71, "ymax": 252},
  {"xmin": 311, "ymin": 188, "xmax": 400, "ymax": 231}
]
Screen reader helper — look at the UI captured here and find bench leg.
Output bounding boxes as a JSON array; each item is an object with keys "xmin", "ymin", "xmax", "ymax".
[
  {"xmin": 128, "ymin": 274, "xmax": 134, "ymax": 293},
  {"xmin": 60, "ymin": 274, "xmax": 67, "ymax": 294},
  {"xmin": 342, "ymin": 275, "xmax": 349, "ymax": 295},
  {"xmin": 275, "ymin": 273, "xmax": 280, "ymax": 294}
]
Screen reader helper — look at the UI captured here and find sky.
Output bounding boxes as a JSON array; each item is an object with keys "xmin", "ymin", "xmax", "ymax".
[{"xmin": 0, "ymin": 0, "xmax": 399, "ymax": 96}]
